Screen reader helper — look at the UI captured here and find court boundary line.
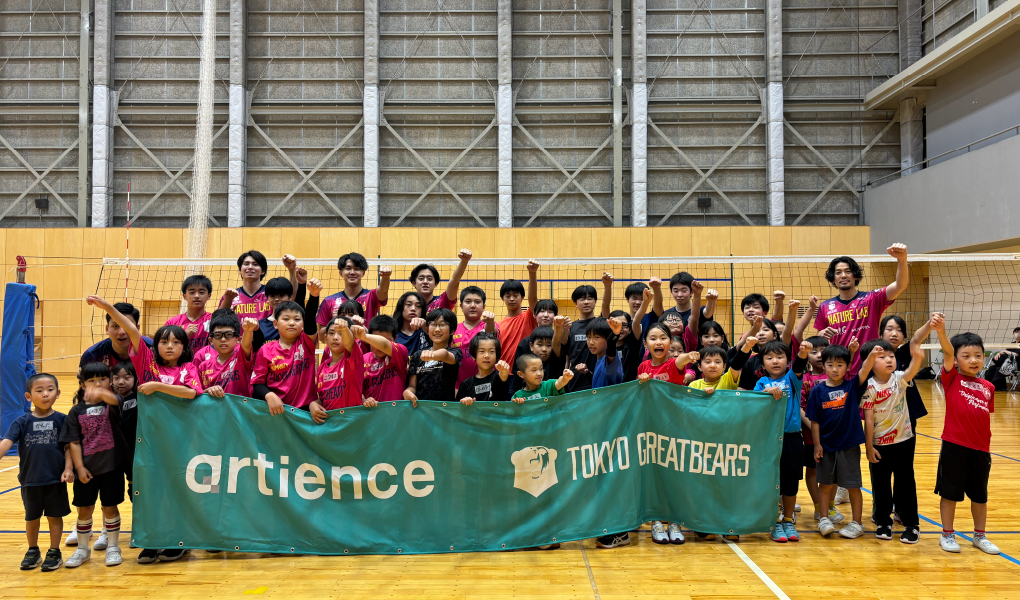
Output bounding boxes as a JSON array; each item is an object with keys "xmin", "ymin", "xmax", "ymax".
[
  {"xmin": 0, "ymin": 465, "xmax": 19, "ymax": 473},
  {"xmin": 578, "ymin": 543, "xmax": 602, "ymax": 600},
  {"xmin": 723, "ymin": 538, "xmax": 791, "ymax": 600},
  {"xmin": 914, "ymin": 432, "xmax": 1020, "ymax": 463}
]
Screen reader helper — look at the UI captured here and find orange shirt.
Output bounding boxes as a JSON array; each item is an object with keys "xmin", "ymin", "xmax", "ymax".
[{"xmin": 497, "ymin": 310, "xmax": 537, "ymax": 365}]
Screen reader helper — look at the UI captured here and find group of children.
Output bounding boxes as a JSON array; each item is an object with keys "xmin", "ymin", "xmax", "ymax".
[{"xmin": 2, "ymin": 244, "xmax": 1004, "ymax": 570}]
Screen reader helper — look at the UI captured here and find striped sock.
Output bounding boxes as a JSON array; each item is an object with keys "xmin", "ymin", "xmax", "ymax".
[
  {"xmin": 943, "ymin": 529, "xmax": 954, "ymax": 536},
  {"xmin": 974, "ymin": 529, "xmax": 986, "ymax": 539},
  {"xmin": 104, "ymin": 516, "xmax": 121, "ymax": 548},
  {"xmin": 76, "ymin": 519, "xmax": 93, "ymax": 550}
]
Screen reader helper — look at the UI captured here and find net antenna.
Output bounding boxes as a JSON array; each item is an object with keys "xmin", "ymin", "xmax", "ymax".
[
  {"xmin": 186, "ymin": 0, "xmax": 217, "ymax": 278},
  {"xmin": 15, "ymin": 255, "xmax": 27, "ymax": 284}
]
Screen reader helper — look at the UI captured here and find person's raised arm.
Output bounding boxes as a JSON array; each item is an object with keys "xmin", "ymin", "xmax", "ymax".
[
  {"xmin": 793, "ymin": 295, "xmax": 818, "ymax": 343},
  {"xmin": 931, "ymin": 312, "xmax": 951, "ymax": 369},
  {"xmin": 555, "ymin": 368, "xmax": 574, "ymax": 391},
  {"xmin": 334, "ymin": 318, "xmax": 356, "ymax": 352},
  {"xmin": 138, "ymin": 380, "xmax": 198, "ymax": 399},
  {"xmin": 376, "ymin": 265, "xmax": 393, "ymax": 305},
  {"xmin": 352, "ymin": 325, "xmax": 393, "ymax": 356},
  {"xmin": 858, "ymin": 344, "xmax": 880, "ymax": 385},
  {"xmin": 649, "ymin": 276, "xmax": 664, "ymax": 318},
  {"xmin": 552, "ymin": 315, "xmax": 567, "ymax": 357},
  {"xmin": 782, "ymin": 298, "xmax": 800, "ymax": 346},
  {"xmin": 793, "ymin": 340, "xmax": 811, "ymax": 377},
  {"xmin": 902, "ymin": 341, "xmax": 924, "ymax": 383},
  {"xmin": 728, "ymin": 316, "xmax": 761, "ymax": 380},
  {"xmin": 527, "ymin": 260, "xmax": 540, "ymax": 312},
  {"xmin": 884, "ymin": 243, "xmax": 909, "ymax": 300},
  {"xmin": 676, "ymin": 350, "xmax": 700, "ymax": 371},
  {"xmin": 241, "ymin": 317, "xmax": 258, "ymax": 357},
  {"xmin": 87, "ymin": 295, "xmax": 142, "ymax": 352},
  {"xmin": 632, "ymin": 287, "xmax": 652, "ymax": 340},
  {"xmin": 771, "ymin": 290, "xmax": 786, "ymax": 323},
  {"xmin": 446, "ymin": 249, "xmax": 472, "ymax": 303},
  {"xmin": 283, "ymin": 255, "xmax": 298, "ymax": 301},
  {"xmin": 688, "ymin": 281, "xmax": 704, "ymax": 338},
  {"xmin": 600, "ymin": 272, "xmax": 614, "ymax": 318},
  {"xmin": 482, "ymin": 310, "xmax": 496, "ymax": 334},
  {"xmin": 423, "ymin": 348, "xmax": 458, "ymax": 366},
  {"xmin": 84, "ymin": 387, "xmax": 119, "ymax": 407},
  {"xmin": 304, "ymin": 278, "xmax": 322, "ymax": 336},
  {"xmin": 605, "ymin": 317, "xmax": 623, "ymax": 363}
]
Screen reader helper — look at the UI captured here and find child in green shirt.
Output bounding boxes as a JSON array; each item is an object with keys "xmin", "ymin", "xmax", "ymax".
[{"xmin": 511, "ymin": 354, "xmax": 574, "ymax": 403}]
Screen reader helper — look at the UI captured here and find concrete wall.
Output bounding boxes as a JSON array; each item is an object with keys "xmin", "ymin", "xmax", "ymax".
[
  {"xmin": 865, "ymin": 130, "xmax": 1020, "ymax": 253},
  {"xmin": 926, "ymin": 30, "xmax": 1020, "ymax": 165}
]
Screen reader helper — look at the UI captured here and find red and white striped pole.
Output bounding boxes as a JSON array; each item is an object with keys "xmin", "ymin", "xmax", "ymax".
[{"xmin": 125, "ymin": 182, "xmax": 130, "ymax": 301}]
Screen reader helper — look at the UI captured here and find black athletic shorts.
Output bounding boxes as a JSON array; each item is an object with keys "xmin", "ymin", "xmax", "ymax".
[
  {"xmin": 780, "ymin": 432, "xmax": 805, "ymax": 497},
  {"xmin": 72, "ymin": 470, "xmax": 124, "ymax": 508},
  {"xmin": 22, "ymin": 483, "xmax": 71, "ymax": 521},
  {"xmin": 803, "ymin": 443, "xmax": 817, "ymax": 469},
  {"xmin": 935, "ymin": 440, "xmax": 991, "ymax": 503}
]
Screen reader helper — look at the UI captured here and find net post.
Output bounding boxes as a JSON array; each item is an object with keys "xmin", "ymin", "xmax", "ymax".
[{"xmin": 729, "ymin": 256, "xmax": 735, "ymax": 342}]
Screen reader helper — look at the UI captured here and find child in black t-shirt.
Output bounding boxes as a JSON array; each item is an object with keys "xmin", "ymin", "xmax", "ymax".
[
  {"xmin": 0, "ymin": 374, "xmax": 73, "ymax": 572},
  {"xmin": 111, "ymin": 362, "xmax": 138, "ymax": 499},
  {"xmin": 456, "ymin": 333, "xmax": 511, "ymax": 404},
  {"xmin": 59, "ymin": 362, "xmax": 129, "ymax": 568},
  {"xmin": 405, "ymin": 308, "xmax": 462, "ymax": 404}
]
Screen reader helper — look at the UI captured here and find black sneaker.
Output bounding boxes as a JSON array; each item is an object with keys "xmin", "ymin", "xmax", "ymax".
[
  {"xmin": 694, "ymin": 531, "xmax": 715, "ymax": 540},
  {"xmin": 41, "ymin": 548, "xmax": 63, "ymax": 571},
  {"xmin": 158, "ymin": 548, "xmax": 188, "ymax": 562},
  {"xmin": 876, "ymin": 525, "xmax": 893, "ymax": 540},
  {"xmin": 137, "ymin": 548, "xmax": 160, "ymax": 564},
  {"xmin": 20, "ymin": 547, "xmax": 42, "ymax": 570},
  {"xmin": 900, "ymin": 526, "xmax": 920, "ymax": 544},
  {"xmin": 594, "ymin": 533, "xmax": 630, "ymax": 549}
]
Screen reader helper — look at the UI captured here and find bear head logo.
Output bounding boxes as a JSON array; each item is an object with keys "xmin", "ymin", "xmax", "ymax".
[{"xmin": 510, "ymin": 446, "xmax": 558, "ymax": 498}]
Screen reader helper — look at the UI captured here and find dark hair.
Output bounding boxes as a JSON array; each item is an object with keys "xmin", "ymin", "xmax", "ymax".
[
  {"xmin": 75, "ymin": 362, "xmax": 112, "ymax": 405},
  {"xmin": 671, "ymin": 336, "xmax": 686, "ymax": 352},
  {"xmin": 609, "ymin": 309, "xmax": 632, "ymax": 327},
  {"xmin": 273, "ymin": 300, "xmax": 304, "ymax": 320},
  {"xmin": 410, "ymin": 263, "xmax": 441, "ymax": 285},
  {"xmin": 338, "ymin": 300, "xmax": 364, "ymax": 318},
  {"xmin": 659, "ymin": 311, "xmax": 682, "ymax": 325},
  {"xmin": 469, "ymin": 332, "xmax": 501, "ymax": 359},
  {"xmin": 530, "ymin": 326, "xmax": 555, "ymax": 343},
  {"xmin": 181, "ymin": 274, "xmax": 212, "ymax": 295},
  {"xmin": 105, "ymin": 302, "xmax": 140, "ymax": 325},
  {"xmin": 669, "ymin": 271, "xmax": 694, "ymax": 291},
  {"xmin": 338, "ymin": 252, "xmax": 368, "ymax": 271},
  {"xmin": 111, "ymin": 360, "xmax": 136, "ymax": 380},
  {"xmin": 760, "ymin": 318, "xmax": 780, "ymax": 341},
  {"xmin": 210, "ymin": 308, "xmax": 242, "ymax": 335},
  {"xmin": 625, "ymin": 282, "xmax": 648, "ymax": 300},
  {"xmin": 393, "ymin": 291, "xmax": 426, "ymax": 330},
  {"xmin": 860, "ymin": 338, "xmax": 895, "ymax": 361},
  {"xmin": 516, "ymin": 352, "xmax": 542, "ymax": 373},
  {"xmin": 1014, "ymin": 326, "xmax": 1020, "ymax": 334},
  {"xmin": 459, "ymin": 285, "xmax": 486, "ymax": 304},
  {"xmin": 825, "ymin": 256, "xmax": 864, "ymax": 286},
  {"xmin": 880, "ymin": 314, "xmax": 907, "ymax": 338},
  {"xmin": 500, "ymin": 279, "xmax": 525, "ymax": 298},
  {"xmin": 741, "ymin": 293, "xmax": 770, "ymax": 313},
  {"xmin": 585, "ymin": 317, "xmax": 613, "ymax": 339},
  {"xmin": 699, "ymin": 345, "xmax": 727, "ymax": 362},
  {"xmin": 644, "ymin": 322, "xmax": 672, "ymax": 341},
  {"xmin": 237, "ymin": 250, "xmax": 268, "ymax": 280},
  {"xmin": 534, "ymin": 299, "xmax": 558, "ymax": 315},
  {"xmin": 571, "ymin": 285, "xmax": 597, "ymax": 303},
  {"xmin": 759, "ymin": 340, "xmax": 791, "ymax": 362},
  {"xmin": 25, "ymin": 373, "xmax": 58, "ymax": 393},
  {"xmin": 153, "ymin": 325, "xmax": 194, "ymax": 366},
  {"xmin": 368, "ymin": 315, "xmax": 399, "ymax": 336},
  {"xmin": 821, "ymin": 344, "xmax": 851, "ymax": 365},
  {"xmin": 426, "ymin": 308, "xmax": 458, "ymax": 333},
  {"xmin": 323, "ymin": 316, "xmax": 353, "ymax": 335},
  {"xmin": 805, "ymin": 335, "xmax": 829, "ymax": 348},
  {"xmin": 265, "ymin": 276, "xmax": 294, "ymax": 298},
  {"xmin": 951, "ymin": 332, "xmax": 984, "ymax": 355},
  {"xmin": 698, "ymin": 320, "xmax": 730, "ymax": 351}
]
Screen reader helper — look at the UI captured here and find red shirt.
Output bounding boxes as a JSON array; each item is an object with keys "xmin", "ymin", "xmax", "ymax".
[
  {"xmin": 129, "ymin": 342, "xmax": 203, "ymax": 394},
  {"xmin": 497, "ymin": 310, "xmax": 537, "ymax": 365},
  {"xmin": 316, "ymin": 343, "xmax": 365, "ymax": 410},
  {"xmin": 451, "ymin": 321, "xmax": 497, "ymax": 386},
  {"xmin": 250, "ymin": 332, "xmax": 318, "ymax": 408},
  {"xmin": 940, "ymin": 366, "xmax": 994, "ymax": 452},
  {"xmin": 363, "ymin": 342, "xmax": 409, "ymax": 402},
  {"xmin": 196, "ymin": 344, "xmax": 253, "ymax": 397},
  {"xmin": 638, "ymin": 359, "xmax": 687, "ymax": 385},
  {"xmin": 165, "ymin": 312, "xmax": 212, "ymax": 350}
]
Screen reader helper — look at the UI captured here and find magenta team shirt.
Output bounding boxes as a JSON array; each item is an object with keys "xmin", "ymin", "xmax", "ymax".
[
  {"xmin": 223, "ymin": 285, "xmax": 271, "ymax": 322},
  {"xmin": 317, "ymin": 288, "xmax": 386, "ymax": 327},
  {"xmin": 250, "ymin": 331, "xmax": 318, "ymax": 408},
  {"xmin": 451, "ymin": 321, "xmax": 494, "ymax": 386},
  {"xmin": 196, "ymin": 344, "xmax": 253, "ymax": 397},
  {"xmin": 316, "ymin": 343, "xmax": 365, "ymax": 410},
  {"xmin": 129, "ymin": 342, "xmax": 203, "ymax": 394},
  {"xmin": 165, "ymin": 312, "xmax": 212, "ymax": 350},
  {"xmin": 426, "ymin": 293, "xmax": 455, "ymax": 313},
  {"xmin": 814, "ymin": 287, "xmax": 893, "ymax": 373},
  {"xmin": 362, "ymin": 342, "xmax": 409, "ymax": 402}
]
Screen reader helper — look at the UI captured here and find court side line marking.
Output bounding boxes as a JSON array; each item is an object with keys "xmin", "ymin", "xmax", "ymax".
[
  {"xmin": 578, "ymin": 543, "xmax": 602, "ymax": 600},
  {"xmin": 915, "ymin": 433, "xmax": 1020, "ymax": 463},
  {"xmin": 0, "ymin": 485, "xmax": 21, "ymax": 495},
  {"xmin": 0, "ymin": 465, "xmax": 19, "ymax": 473},
  {"xmin": 723, "ymin": 538, "xmax": 791, "ymax": 600}
]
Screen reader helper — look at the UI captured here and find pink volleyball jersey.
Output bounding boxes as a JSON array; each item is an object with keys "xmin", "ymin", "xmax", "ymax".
[
  {"xmin": 165, "ymin": 312, "xmax": 212, "ymax": 351},
  {"xmin": 129, "ymin": 342, "xmax": 203, "ymax": 394},
  {"xmin": 316, "ymin": 343, "xmax": 365, "ymax": 410},
  {"xmin": 195, "ymin": 344, "xmax": 253, "ymax": 397},
  {"xmin": 224, "ymin": 285, "xmax": 272, "ymax": 322},
  {"xmin": 426, "ymin": 292, "xmax": 455, "ymax": 313},
  {"xmin": 814, "ymin": 288, "xmax": 893, "ymax": 373},
  {"xmin": 250, "ymin": 331, "xmax": 317, "ymax": 408},
  {"xmin": 362, "ymin": 342, "xmax": 409, "ymax": 402},
  {"xmin": 317, "ymin": 288, "xmax": 386, "ymax": 327},
  {"xmin": 450, "ymin": 321, "xmax": 497, "ymax": 386}
]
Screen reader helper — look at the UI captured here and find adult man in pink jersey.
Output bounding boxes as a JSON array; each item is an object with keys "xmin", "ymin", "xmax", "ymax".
[
  {"xmin": 814, "ymin": 243, "xmax": 909, "ymax": 373},
  {"xmin": 219, "ymin": 251, "xmax": 299, "ymax": 322}
]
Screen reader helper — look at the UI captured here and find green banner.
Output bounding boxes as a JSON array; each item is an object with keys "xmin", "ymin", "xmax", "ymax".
[{"xmin": 133, "ymin": 381, "xmax": 784, "ymax": 555}]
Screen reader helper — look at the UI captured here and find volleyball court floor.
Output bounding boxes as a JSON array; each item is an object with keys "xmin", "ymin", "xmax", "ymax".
[{"xmin": 1, "ymin": 381, "xmax": 1018, "ymax": 598}]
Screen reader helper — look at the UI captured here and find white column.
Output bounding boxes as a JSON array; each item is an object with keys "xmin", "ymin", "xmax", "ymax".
[
  {"xmin": 228, "ymin": 0, "xmax": 247, "ymax": 227},
  {"xmin": 611, "ymin": 0, "xmax": 623, "ymax": 226},
  {"xmin": 899, "ymin": 97, "xmax": 923, "ymax": 176},
  {"xmin": 765, "ymin": 0, "xmax": 785, "ymax": 225},
  {"xmin": 77, "ymin": 1, "xmax": 89, "ymax": 226},
  {"xmin": 497, "ymin": 0, "xmax": 512, "ymax": 227},
  {"xmin": 91, "ymin": 0, "xmax": 115, "ymax": 227},
  {"xmin": 363, "ymin": 0, "xmax": 380, "ymax": 227},
  {"xmin": 630, "ymin": 0, "xmax": 647, "ymax": 227}
]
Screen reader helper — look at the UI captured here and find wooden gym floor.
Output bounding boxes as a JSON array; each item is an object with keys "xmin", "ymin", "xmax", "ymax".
[{"xmin": 0, "ymin": 380, "xmax": 1018, "ymax": 598}]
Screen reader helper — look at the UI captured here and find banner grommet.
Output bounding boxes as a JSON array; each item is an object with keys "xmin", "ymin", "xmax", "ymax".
[
  {"xmin": 344, "ymin": 549, "xmax": 349, "ymax": 554},
  {"xmin": 397, "ymin": 548, "xmax": 402, "ymax": 553},
  {"xmin": 392, "ymin": 402, "xmax": 397, "ymax": 406},
  {"xmin": 137, "ymin": 437, "xmax": 141, "ymax": 442},
  {"xmin": 501, "ymin": 544, "xmax": 506, "ymax": 548},
  {"xmin": 340, "ymin": 410, "xmax": 344, "ymax": 414},
  {"xmin": 449, "ymin": 546, "xmax": 454, "ymax": 551},
  {"xmin": 235, "ymin": 546, "xmax": 240, "ymax": 550},
  {"xmin": 290, "ymin": 548, "xmax": 295, "ymax": 552},
  {"xmin": 552, "ymin": 537, "xmax": 556, "ymax": 542},
  {"xmin": 179, "ymin": 542, "xmax": 184, "ymax": 547},
  {"xmin": 494, "ymin": 403, "xmax": 498, "ymax": 406},
  {"xmin": 442, "ymin": 403, "xmax": 447, "ymax": 406}
]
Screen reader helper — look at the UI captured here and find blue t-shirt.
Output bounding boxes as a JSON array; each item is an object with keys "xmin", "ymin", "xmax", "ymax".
[
  {"xmin": 754, "ymin": 371, "xmax": 804, "ymax": 433},
  {"xmin": 397, "ymin": 328, "xmax": 430, "ymax": 357},
  {"xmin": 593, "ymin": 352, "xmax": 624, "ymax": 389},
  {"xmin": 806, "ymin": 377, "xmax": 865, "ymax": 452},
  {"xmin": 2, "ymin": 411, "xmax": 67, "ymax": 486},
  {"xmin": 80, "ymin": 336, "xmax": 153, "ymax": 370}
]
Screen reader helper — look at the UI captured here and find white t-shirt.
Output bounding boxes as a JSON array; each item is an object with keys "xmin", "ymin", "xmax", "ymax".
[{"xmin": 861, "ymin": 371, "xmax": 914, "ymax": 446}]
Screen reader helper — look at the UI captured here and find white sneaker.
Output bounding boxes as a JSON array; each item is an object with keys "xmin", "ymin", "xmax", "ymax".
[
  {"xmin": 834, "ymin": 487, "xmax": 850, "ymax": 504},
  {"xmin": 818, "ymin": 517, "xmax": 835, "ymax": 536},
  {"xmin": 973, "ymin": 536, "xmax": 1001, "ymax": 555},
  {"xmin": 839, "ymin": 520, "xmax": 864, "ymax": 539},
  {"xmin": 651, "ymin": 521, "xmax": 669, "ymax": 544},
  {"xmin": 667, "ymin": 522, "xmax": 685, "ymax": 544},
  {"xmin": 105, "ymin": 547, "xmax": 123, "ymax": 566},
  {"xmin": 64, "ymin": 548, "xmax": 91, "ymax": 568},
  {"xmin": 93, "ymin": 531, "xmax": 109, "ymax": 551},
  {"xmin": 794, "ymin": 503, "xmax": 801, "ymax": 512},
  {"xmin": 65, "ymin": 529, "xmax": 78, "ymax": 546},
  {"xmin": 940, "ymin": 533, "xmax": 961, "ymax": 553}
]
